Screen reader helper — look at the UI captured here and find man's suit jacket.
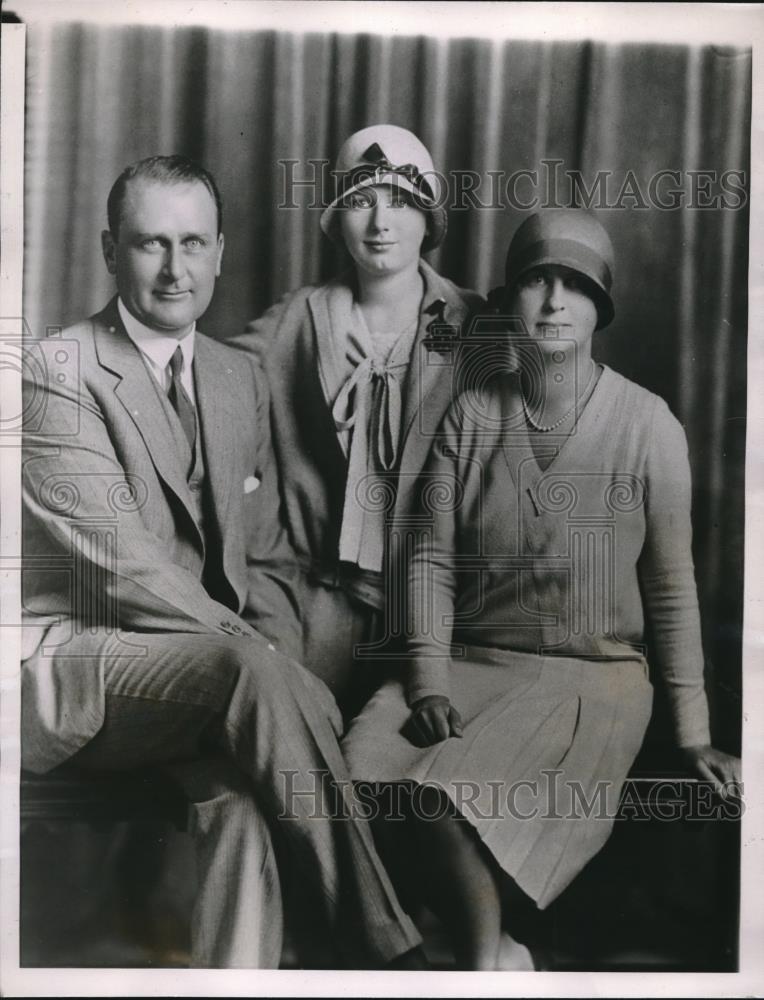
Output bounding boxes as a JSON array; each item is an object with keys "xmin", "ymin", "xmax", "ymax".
[{"xmin": 22, "ymin": 298, "xmax": 301, "ymax": 771}]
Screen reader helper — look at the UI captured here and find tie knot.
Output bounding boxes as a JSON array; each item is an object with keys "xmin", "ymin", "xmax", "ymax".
[{"xmin": 170, "ymin": 345, "xmax": 184, "ymax": 380}]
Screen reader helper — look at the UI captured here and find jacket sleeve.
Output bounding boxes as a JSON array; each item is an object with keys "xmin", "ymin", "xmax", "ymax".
[
  {"xmin": 22, "ymin": 339, "xmax": 264, "ymax": 642},
  {"xmin": 637, "ymin": 398, "xmax": 711, "ymax": 747},
  {"xmin": 404, "ymin": 412, "xmax": 465, "ymax": 705},
  {"xmin": 239, "ymin": 357, "xmax": 303, "ymax": 660}
]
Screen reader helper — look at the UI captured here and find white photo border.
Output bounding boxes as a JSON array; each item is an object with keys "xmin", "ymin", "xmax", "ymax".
[{"xmin": 2, "ymin": 3, "xmax": 762, "ymax": 996}]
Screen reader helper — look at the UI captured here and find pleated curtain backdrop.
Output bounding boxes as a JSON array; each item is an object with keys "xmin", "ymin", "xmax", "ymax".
[{"xmin": 23, "ymin": 24, "xmax": 750, "ymax": 749}]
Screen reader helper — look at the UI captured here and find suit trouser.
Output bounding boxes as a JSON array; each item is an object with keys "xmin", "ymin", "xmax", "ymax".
[
  {"xmin": 160, "ymin": 756, "xmax": 283, "ymax": 968},
  {"xmin": 300, "ymin": 580, "xmax": 383, "ymax": 717},
  {"xmin": 25, "ymin": 628, "xmax": 421, "ymax": 967}
]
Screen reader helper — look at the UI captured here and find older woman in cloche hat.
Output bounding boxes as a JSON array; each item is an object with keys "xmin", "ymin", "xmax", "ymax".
[
  {"xmin": 230, "ymin": 125, "xmax": 481, "ymax": 720},
  {"xmin": 343, "ymin": 208, "xmax": 741, "ymax": 969}
]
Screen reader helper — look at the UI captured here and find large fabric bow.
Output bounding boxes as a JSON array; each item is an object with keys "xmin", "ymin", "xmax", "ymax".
[
  {"xmin": 333, "ymin": 351, "xmax": 408, "ymax": 571},
  {"xmin": 332, "ymin": 356, "xmax": 404, "ymax": 472}
]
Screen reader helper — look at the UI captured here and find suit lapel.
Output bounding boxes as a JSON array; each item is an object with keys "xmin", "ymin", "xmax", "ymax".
[
  {"xmin": 193, "ymin": 333, "xmax": 241, "ymax": 545},
  {"xmin": 306, "ymin": 278, "xmax": 355, "ymax": 466},
  {"xmin": 93, "ymin": 301, "xmax": 200, "ymax": 530}
]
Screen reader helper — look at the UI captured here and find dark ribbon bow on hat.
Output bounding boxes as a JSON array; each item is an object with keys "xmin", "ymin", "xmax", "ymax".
[
  {"xmin": 361, "ymin": 142, "xmax": 421, "ymax": 183},
  {"xmin": 341, "ymin": 142, "xmax": 433, "ymax": 200}
]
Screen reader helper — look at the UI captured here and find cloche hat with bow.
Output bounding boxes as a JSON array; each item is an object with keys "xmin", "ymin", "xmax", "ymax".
[{"xmin": 320, "ymin": 124, "xmax": 448, "ymax": 253}]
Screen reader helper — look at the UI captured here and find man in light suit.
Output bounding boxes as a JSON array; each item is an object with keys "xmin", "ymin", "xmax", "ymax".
[{"xmin": 21, "ymin": 155, "xmax": 422, "ymax": 968}]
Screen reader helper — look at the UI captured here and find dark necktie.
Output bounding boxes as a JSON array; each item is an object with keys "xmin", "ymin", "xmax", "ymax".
[{"xmin": 167, "ymin": 346, "xmax": 196, "ymax": 453}]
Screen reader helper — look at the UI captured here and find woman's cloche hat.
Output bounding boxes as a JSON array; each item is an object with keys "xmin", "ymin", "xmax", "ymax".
[
  {"xmin": 504, "ymin": 209, "xmax": 616, "ymax": 329},
  {"xmin": 320, "ymin": 124, "xmax": 448, "ymax": 253}
]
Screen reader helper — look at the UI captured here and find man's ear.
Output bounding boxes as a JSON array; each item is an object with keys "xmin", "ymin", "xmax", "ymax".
[
  {"xmin": 215, "ymin": 232, "xmax": 225, "ymax": 277},
  {"xmin": 101, "ymin": 230, "xmax": 117, "ymax": 275}
]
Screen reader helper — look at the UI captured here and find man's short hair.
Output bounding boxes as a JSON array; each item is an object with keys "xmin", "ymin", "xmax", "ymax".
[{"xmin": 107, "ymin": 155, "xmax": 223, "ymax": 237}]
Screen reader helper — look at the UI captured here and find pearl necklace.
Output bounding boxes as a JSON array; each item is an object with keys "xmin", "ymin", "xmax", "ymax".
[{"xmin": 522, "ymin": 362, "xmax": 597, "ymax": 433}]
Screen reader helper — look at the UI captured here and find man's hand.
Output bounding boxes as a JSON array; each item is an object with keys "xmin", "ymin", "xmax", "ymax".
[
  {"xmin": 678, "ymin": 744, "xmax": 742, "ymax": 799},
  {"xmin": 402, "ymin": 695, "xmax": 463, "ymax": 747}
]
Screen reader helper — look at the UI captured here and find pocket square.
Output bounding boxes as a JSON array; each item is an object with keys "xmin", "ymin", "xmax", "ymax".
[{"xmin": 243, "ymin": 475, "xmax": 261, "ymax": 494}]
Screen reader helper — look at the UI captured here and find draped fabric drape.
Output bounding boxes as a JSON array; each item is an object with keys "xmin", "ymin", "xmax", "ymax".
[{"xmin": 23, "ymin": 24, "xmax": 749, "ymax": 749}]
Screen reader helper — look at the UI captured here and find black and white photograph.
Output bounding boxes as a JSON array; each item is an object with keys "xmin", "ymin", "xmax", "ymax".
[{"xmin": 0, "ymin": 2, "xmax": 762, "ymax": 996}]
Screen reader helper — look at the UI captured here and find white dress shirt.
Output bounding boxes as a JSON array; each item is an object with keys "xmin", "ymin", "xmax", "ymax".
[{"xmin": 118, "ymin": 297, "xmax": 197, "ymax": 404}]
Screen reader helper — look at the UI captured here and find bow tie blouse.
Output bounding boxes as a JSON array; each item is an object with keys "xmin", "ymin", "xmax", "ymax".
[{"xmin": 330, "ymin": 303, "xmax": 420, "ymax": 572}]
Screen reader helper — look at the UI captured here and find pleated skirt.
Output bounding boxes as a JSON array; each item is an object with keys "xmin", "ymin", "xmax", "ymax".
[{"xmin": 342, "ymin": 646, "xmax": 653, "ymax": 909}]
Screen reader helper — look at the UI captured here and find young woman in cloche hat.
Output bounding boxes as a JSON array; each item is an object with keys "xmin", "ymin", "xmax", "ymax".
[{"xmin": 231, "ymin": 125, "xmax": 482, "ymax": 724}]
